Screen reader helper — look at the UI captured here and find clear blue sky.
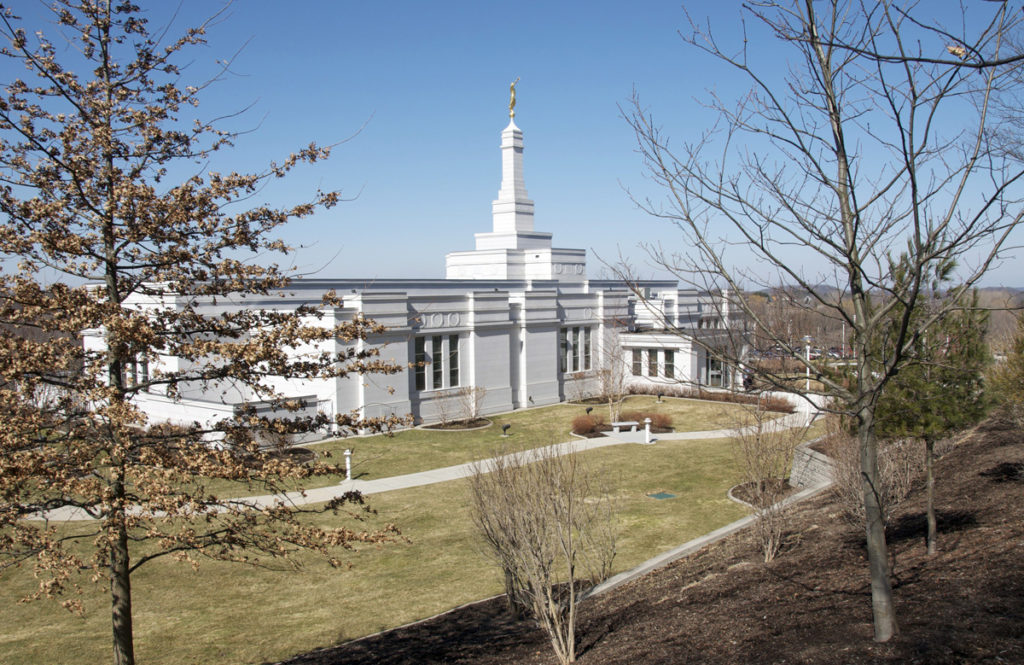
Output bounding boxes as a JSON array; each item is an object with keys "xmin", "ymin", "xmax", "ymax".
[
  {"xmin": 185, "ymin": 0, "xmax": 715, "ymax": 282},
  {"xmin": 6, "ymin": 1, "xmax": 1022, "ymax": 287}
]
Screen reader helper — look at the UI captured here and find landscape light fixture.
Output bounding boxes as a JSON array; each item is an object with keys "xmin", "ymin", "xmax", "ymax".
[
  {"xmin": 657, "ymin": 393, "xmax": 663, "ymax": 403},
  {"xmin": 501, "ymin": 424, "xmax": 511, "ymax": 437},
  {"xmin": 803, "ymin": 335, "xmax": 814, "ymax": 391},
  {"xmin": 585, "ymin": 406, "xmax": 593, "ymax": 415}
]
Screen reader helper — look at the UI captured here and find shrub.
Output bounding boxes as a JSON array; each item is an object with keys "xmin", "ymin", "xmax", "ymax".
[
  {"xmin": 829, "ymin": 426, "xmax": 921, "ymax": 529},
  {"xmin": 650, "ymin": 412, "xmax": 672, "ymax": 429},
  {"xmin": 571, "ymin": 414, "xmax": 605, "ymax": 435},
  {"xmin": 468, "ymin": 446, "xmax": 616, "ymax": 665},
  {"xmin": 620, "ymin": 410, "xmax": 673, "ymax": 430},
  {"xmin": 627, "ymin": 384, "xmax": 796, "ymax": 413},
  {"xmin": 730, "ymin": 404, "xmax": 807, "ymax": 562}
]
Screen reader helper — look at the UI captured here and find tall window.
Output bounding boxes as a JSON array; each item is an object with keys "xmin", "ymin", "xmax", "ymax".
[
  {"xmin": 432, "ymin": 336, "xmax": 443, "ymax": 389},
  {"xmin": 571, "ymin": 327, "xmax": 580, "ymax": 371},
  {"xmin": 448, "ymin": 334, "xmax": 459, "ymax": 388},
  {"xmin": 415, "ymin": 337, "xmax": 426, "ymax": 390},
  {"xmin": 559, "ymin": 326, "xmax": 593, "ymax": 373},
  {"xmin": 706, "ymin": 355, "xmax": 723, "ymax": 387},
  {"xmin": 559, "ymin": 329, "xmax": 568, "ymax": 373},
  {"xmin": 583, "ymin": 328, "xmax": 591, "ymax": 370},
  {"xmin": 648, "ymin": 349, "xmax": 658, "ymax": 376},
  {"xmin": 415, "ymin": 334, "xmax": 460, "ymax": 391},
  {"xmin": 664, "ymin": 350, "xmax": 675, "ymax": 379},
  {"xmin": 632, "ymin": 349, "xmax": 642, "ymax": 376}
]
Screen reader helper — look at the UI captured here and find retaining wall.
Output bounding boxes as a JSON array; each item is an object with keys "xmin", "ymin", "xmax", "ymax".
[{"xmin": 790, "ymin": 436, "xmax": 833, "ymax": 488}]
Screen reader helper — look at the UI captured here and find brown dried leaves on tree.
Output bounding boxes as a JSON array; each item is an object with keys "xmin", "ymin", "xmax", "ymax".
[{"xmin": 0, "ymin": 3, "xmax": 401, "ymax": 664}]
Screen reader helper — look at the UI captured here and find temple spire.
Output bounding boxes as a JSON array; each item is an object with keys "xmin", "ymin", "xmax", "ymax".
[
  {"xmin": 444, "ymin": 84, "xmax": 586, "ymax": 281},
  {"xmin": 492, "ymin": 82, "xmax": 534, "ymax": 234}
]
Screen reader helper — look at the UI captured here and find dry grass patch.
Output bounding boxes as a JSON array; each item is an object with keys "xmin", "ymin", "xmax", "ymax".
[{"xmin": 0, "ymin": 412, "xmax": 817, "ymax": 665}]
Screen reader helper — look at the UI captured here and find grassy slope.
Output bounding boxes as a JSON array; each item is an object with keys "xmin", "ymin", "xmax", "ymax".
[{"xmin": 0, "ymin": 398, "xmax": 799, "ymax": 665}]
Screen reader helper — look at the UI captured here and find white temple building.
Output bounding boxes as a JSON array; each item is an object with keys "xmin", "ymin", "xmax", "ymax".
[{"xmin": 85, "ymin": 102, "xmax": 741, "ymax": 438}]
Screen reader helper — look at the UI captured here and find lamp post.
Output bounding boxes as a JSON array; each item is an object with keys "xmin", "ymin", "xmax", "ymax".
[{"xmin": 803, "ymin": 335, "xmax": 813, "ymax": 391}]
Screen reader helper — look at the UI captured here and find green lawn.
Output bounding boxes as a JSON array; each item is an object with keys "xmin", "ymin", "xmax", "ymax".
[
  {"xmin": 0, "ymin": 397, "xmax": 803, "ymax": 665},
  {"xmin": 199, "ymin": 395, "xmax": 763, "ymax": 498},
  {"xmin": 307, "ymin": 394, "xmax": 765, "ymax": 482}
]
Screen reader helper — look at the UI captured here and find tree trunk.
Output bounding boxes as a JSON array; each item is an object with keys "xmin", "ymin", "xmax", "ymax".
[
  {"xmin": 925, "ymin": 437, "xmax": 937, "ymax": 556},
  {"xmin": 110, "ymin": 473, "xmax": 135, "ymax": 665},
  {"xmin": 859, "ymin": 422, "xmax": 898, "ymax": 642}
]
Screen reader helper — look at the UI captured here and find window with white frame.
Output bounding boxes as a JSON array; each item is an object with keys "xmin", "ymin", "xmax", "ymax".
[
  {"xmin": 559, "ymin": 326, "xmax": 592, "ymax": 373},
  {"xmin": 664, "ymin": 350, "xmax": 675, "ymax": 379},
  {"xmin": 706, "ymin": 355, "xmax": 724, "ymax": 387},
  {"xmin": 414, "ymin": 334, "xmax": 460, "ymax": 391},
  {"xmin": 632, "ymin": 349, "xmax": 642, "ymax": 376},
  {"xmin": 121, "ymin": 356, "xmax": 149, "ymax": 389}
]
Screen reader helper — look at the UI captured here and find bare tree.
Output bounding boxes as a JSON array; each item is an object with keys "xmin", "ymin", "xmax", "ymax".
[
  {"xmin": 731, "ymin": 402, "xmax": 808, "ymax": 563},
  {"xmin": 431, "ymin": 391, "xmax": 458, "ymax": 427},
  {"xmin": 456, "ymin": 385, "xmax": 488, "ymax": 423},
  {"xmin": 595, "ymin": 322, "xmax": 631, "ymax": 422},
  {"xmin": 468, "ymin": 445, "xmax": 617, "ymax": 665},
  {"xmin": 625, "ymin": 1, "xmax": 1024, "ymax": 641}
]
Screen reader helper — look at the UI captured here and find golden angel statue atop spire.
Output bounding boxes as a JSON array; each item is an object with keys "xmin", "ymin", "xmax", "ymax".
[{"xmin": 509, "ymin": 77, "xmax": 520, "ymax": 118}]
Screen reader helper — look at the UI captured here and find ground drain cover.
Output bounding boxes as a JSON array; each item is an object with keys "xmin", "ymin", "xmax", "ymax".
[{"xmin": 647, "ymin": 492, "xmax": 676, "ymax": 500}]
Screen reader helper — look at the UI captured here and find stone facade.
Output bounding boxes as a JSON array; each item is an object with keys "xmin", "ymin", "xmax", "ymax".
[{"xmin": 84, "ymin": 112, "xmax": 743, "ymax": 439}]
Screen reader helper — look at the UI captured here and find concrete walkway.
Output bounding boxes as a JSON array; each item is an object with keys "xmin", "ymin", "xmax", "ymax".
[
  {"xmin": 223, "ymin": 409, "xmax": 813, "ymax": 509},
  {"xmin": 34, "ymin": 409, "xmax": 815, "ymax": 521}
]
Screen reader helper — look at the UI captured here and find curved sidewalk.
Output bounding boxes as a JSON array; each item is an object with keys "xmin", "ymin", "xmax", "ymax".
[
  {"xmin": 34, "ymin": 410, "xmax": 814, "ymax": 521},
  {"xmin": 245, "ymin": 409, "xmax": 812, "ymax": 507}
]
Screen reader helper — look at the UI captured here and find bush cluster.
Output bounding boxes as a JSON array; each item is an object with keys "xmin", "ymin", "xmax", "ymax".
[
  {"xmin": 571, "ymin": 413, "xmax": 606, "ymax": 435},
  {"xmin": 826, "ymin": 417, "xmax": 958, "ymax": 529},
  {"xmin": 627, "ymin": 384, "xmax": 795, "ymax": 413},
  {"xmin": 620, "ymin": 410, "xmax": 672, "ymax": 430}
]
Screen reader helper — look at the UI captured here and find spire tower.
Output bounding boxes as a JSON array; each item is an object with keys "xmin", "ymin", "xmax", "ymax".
[
  {"xmin": 444, "ymin": 85, "xmax": 586, "ymax": 281},
  {"xmin": 491, "ymin": 119, "xmax": 535, "ymax": 234}
]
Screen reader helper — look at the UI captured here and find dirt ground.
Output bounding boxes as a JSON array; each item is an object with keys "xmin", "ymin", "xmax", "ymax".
[{"xmin": 277, "ymin": 415, "xmax": 1024, "ymax": 665}]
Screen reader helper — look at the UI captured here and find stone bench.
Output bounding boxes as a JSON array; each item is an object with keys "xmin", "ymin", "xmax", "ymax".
[{"xmin": 611, "ymin": 420, "xmax": 639, "ymax": 434}]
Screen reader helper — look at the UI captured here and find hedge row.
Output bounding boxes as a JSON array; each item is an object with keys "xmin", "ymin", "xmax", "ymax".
[{"xmin": 626, "ymin": 384, "xmax": 796, "ymax": 414}]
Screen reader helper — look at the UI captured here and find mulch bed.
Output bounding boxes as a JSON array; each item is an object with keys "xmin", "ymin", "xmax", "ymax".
[
  {"xmin": 277, "ymin": 416, "xmax": 1024, "ymax": 665},
  {"xmin": 422, "ymin": 418, "xmax": 492, "ymax": 430},
  {"xmin": 730, "ymin": 478, "xmax": 798, "ymax": 506},
  {"xmin": 270, "ymin": 447, "xmax": 316, "ymax": 464}
]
